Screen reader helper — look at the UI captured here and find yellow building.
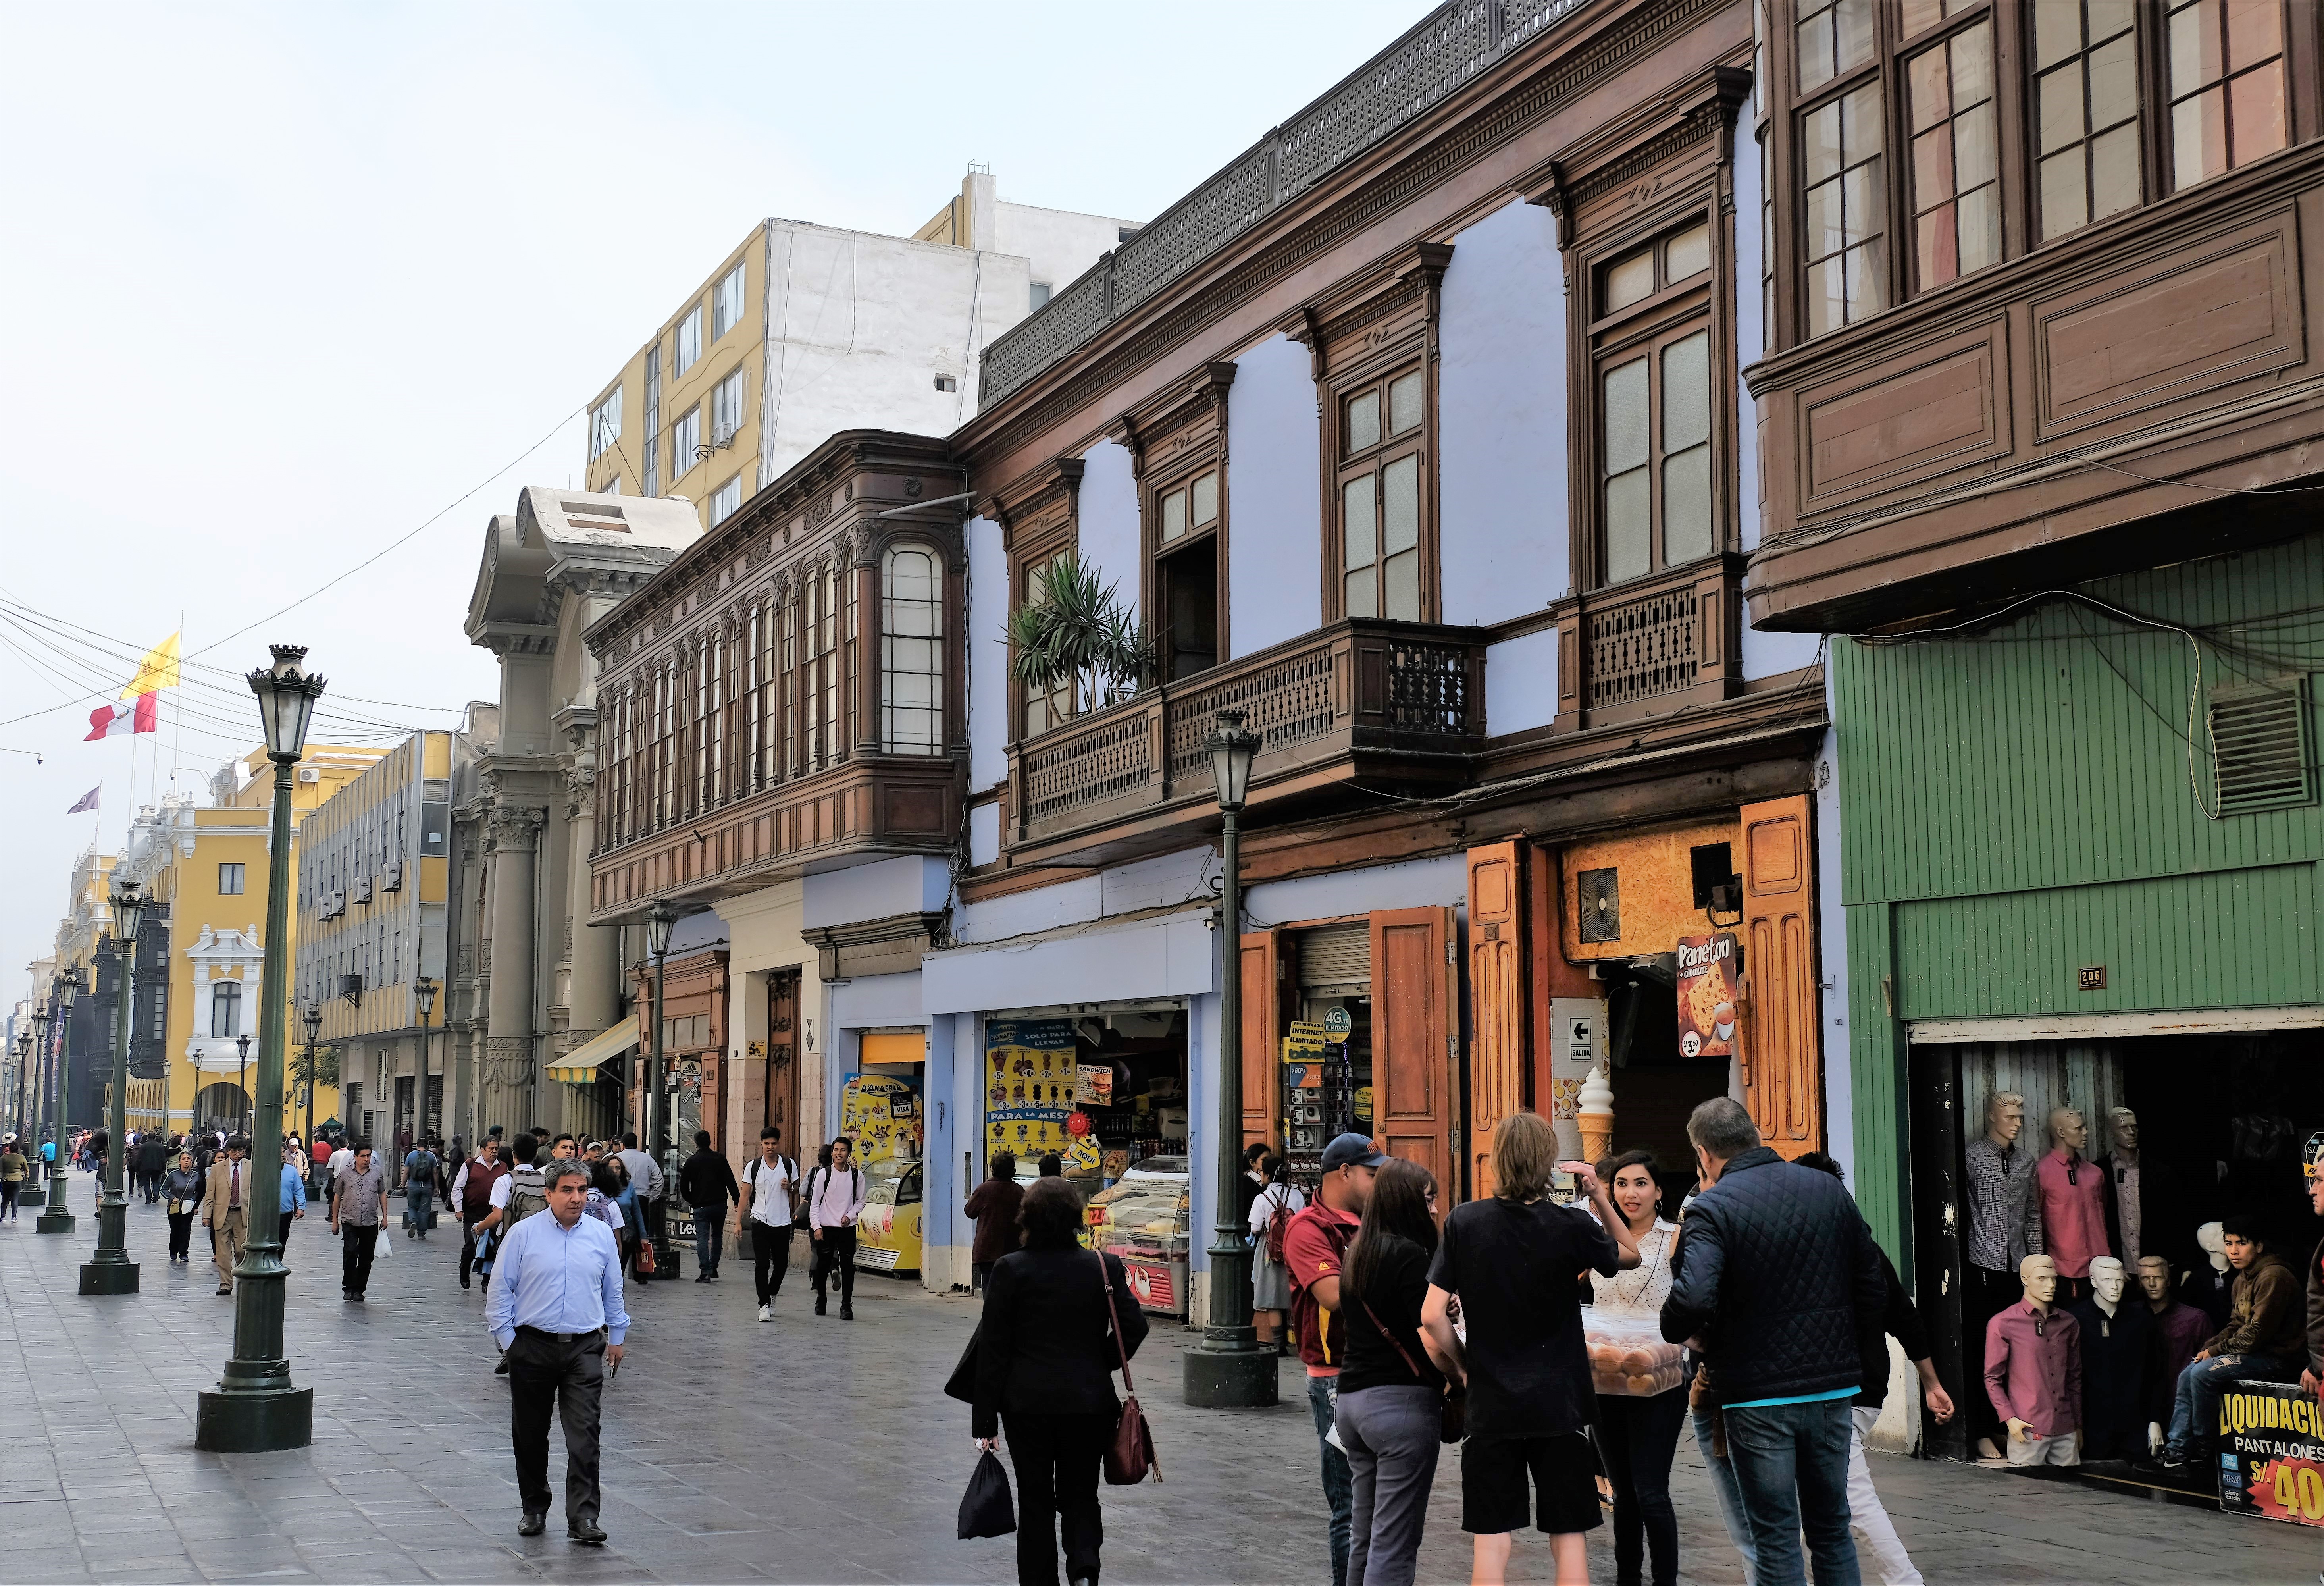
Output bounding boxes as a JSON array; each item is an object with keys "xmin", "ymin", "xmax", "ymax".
[
  {"xmin": 294, "ymin": 731, "xmax": 463, "ymax": 1151},
  {"xmin": 581, "ymin": 171, "xmax": 1134, "ymax": 528},
  {"xmin": 110, "ymin": 745, "xmax": 384, "ymax": 1139}
]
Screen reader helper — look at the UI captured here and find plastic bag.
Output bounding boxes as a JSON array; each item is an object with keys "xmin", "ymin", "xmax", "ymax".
[
  {"xmin": 1584, "ymin": 1310, "xmax": 1682, "ymax": 1397},
  {"xmin": 958, "ymin": 1449, "xmax": 1015, "ymax": 1539},
  {"xmin": 375, "ymin": 1226, "xmax": 393, "ymax": 1260}
]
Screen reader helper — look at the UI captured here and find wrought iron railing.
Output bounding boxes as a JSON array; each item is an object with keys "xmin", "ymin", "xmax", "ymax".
[{"xmin": 978, "ymin": 0, "xmax": 1590, "ymax": 409}]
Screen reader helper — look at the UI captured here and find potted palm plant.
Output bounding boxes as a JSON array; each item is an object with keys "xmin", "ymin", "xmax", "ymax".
[{"xmin": 1004, "ymin": 557, "xmax": 1155, "ymax": 729}]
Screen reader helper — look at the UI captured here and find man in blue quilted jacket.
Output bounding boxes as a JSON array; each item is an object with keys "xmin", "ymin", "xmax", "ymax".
[{"xmin": 1661, "ymin": 1097, "xmax": 1886, "ymax": 1586}]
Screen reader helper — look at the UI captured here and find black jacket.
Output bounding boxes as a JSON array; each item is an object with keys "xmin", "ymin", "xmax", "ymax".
[
  {"xmin": 1661, "ymin": 1146, "xmax": 1887, "ymax": 1404},
  {"xmin": 678, "ymin": 1149, "xmax": 739, "ymax": 1212},
  {"xmin": 972, "ymin": 1243, "xmax": 1149, "ymax": 1439},
  {"xmin": 1855, "ymin": 1246, "xmax": 1931, "ymax": 1409}
]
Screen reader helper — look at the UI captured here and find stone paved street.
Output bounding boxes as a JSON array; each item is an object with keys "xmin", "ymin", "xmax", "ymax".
[{"xmin": 0, "ymin": 1183, "xmax": 2308, "ymax": 1584}]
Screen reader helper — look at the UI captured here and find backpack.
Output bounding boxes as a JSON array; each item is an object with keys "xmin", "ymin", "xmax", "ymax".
[
  {"xmin": 746, "ymin": 1155, "xmax": 797, "ymax": 1220},
  {"xmin": 800, "ymin": 1164, "xmax": 863, "ymax": 1229},
  {"xmin": 504, "ymin": 1166, "xmax": 549, "ymax": 1229},
  {"xmin": 1263, "ymin": 1184, "xmax": 1296, "ymax": 1264}
]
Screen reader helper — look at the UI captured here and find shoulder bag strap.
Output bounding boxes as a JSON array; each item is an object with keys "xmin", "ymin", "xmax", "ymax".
[
  {"xmin": 1096, "ymin": 1251, "xmax": 1135, "ymax": 1393},
  {"xmin": 1360, "ymin": 1297, "xmax": 1429, "ymax": 1381}
]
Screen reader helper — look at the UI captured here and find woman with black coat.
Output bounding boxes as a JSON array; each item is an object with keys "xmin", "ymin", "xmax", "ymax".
[
  {"xmin": 972, "ymin": 1175, "xmax": 1148, "ymax": 1586},
  {"xmin": 162, "ymin": 1150, "xmax": 204, "ymax": 1263}
]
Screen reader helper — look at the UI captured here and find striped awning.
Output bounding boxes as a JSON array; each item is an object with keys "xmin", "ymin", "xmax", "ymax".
[{"xmin": 544, "ymin": 1022, "xmax": 637, "ymax": 1087}]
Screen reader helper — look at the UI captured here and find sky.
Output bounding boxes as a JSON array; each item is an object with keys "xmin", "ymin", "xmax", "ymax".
[{"xmin": 0, "ymin": 0, "xmax": 1433, "ymax": 997}]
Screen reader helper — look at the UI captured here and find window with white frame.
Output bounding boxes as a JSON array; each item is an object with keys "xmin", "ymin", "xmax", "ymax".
[
  {"xmin": 711, "ymin": 475, "xmax": 742, "ymax": 525},
  {"xmin": 675, "ymin": 304, "xmax": 702, "ymax": 374},
  {"xmin": 882, "ymin": 545, "xmax": 943, "ymax": 753},
  {"xmin": 672, "ymin": 405, "xmax": 701, "ymax": 478},
  {"xmin": 211, "ymin": 979, "xmax": 241, "ymax": 1039},
  {"xmin": 643, "ymin": 346, "xmax": 662, "ymax": 496},
  {"xmin": 589, "ymin": 388, "xmax": 622, "ymax": 461},
  {"xmin": 713, "ymin": 261, "xmax": 747, "ymax": 338},
  {"xmin": 712, "ymin": 366, "xmax": 748, "ymax": 447}
]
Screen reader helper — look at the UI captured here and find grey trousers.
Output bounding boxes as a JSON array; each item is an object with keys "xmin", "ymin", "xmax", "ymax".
[{"xmin": 1336, "ymin": 1384, "xmax": 1442, "ymax": 1586}]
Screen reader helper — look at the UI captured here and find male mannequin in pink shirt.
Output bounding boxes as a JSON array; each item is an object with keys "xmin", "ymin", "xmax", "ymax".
[{"xmin": 2035, "ymin": 1108, "xmax": 2110, "ymax": 1301}]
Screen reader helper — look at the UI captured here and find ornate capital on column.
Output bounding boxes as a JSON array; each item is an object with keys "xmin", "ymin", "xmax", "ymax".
[
  {"xmin": 484, "ymin": 805, "xmax": 548, "ymax": 853},
  {"xmin": 483, "ymin": 1036, "xmax": 535, "ymax": 1089},
  {"xmin": 560, "ymin": 763, "xmax": 597, "ymax": 821}
]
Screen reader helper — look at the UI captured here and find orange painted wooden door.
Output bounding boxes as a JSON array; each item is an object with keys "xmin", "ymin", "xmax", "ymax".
[
  {"xmin": 1465, "ymin": 843, "xmax": 1525, "ymax": 1201},
  {"xmin": 1240, "ymin": 930, "xmax": 1286, "ymax": 1152},
  {"xmin": 1371, "ymin": 907, "xmax": 1457, "ymax": 1197},
  {"xmin": 1739, "ymin": 794, "xmax": 1821, "ymax": 1158}
]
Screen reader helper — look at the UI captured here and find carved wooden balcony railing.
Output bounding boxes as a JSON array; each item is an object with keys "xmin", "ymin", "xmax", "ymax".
[
  {"xmin": 1550, "ymin": 555, "xmax": 1744, "ymax": 732},
  {"xmin": 1006, "ymin": 619, "xmax": 1486, "ymax": 867}
]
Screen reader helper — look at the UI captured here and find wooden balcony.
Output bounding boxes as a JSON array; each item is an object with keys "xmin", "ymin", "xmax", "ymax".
[
  {"xmin": 587, "ymin": 753, "xmax": 959, "ymax": 925},
  {"xmin": 1004, "ymin": 618, "xmax": 1486, "ymax": 868}
]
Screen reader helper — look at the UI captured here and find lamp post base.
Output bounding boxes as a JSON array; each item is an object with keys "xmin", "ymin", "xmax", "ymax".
[
  {"xmin": 1182, "ymin": 1338, "xmax": 1281, "ymax": 1408},
  {"xmin": 195, "ymin": 1384, "xmax": 314, "ymax": 1453},
  {"xmin": 35, "ymin": 1209, "xmax": 76, "ymax": 1235},
  {"xmin": 79, "ymin": 1258, "xmax": 139, "ymax": 1295},
  {"xmin": 15, "ymin": 1181, "xmax": 44, "ymax": 1207}
]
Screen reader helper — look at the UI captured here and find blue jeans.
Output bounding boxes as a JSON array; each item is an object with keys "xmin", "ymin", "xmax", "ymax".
[
  {"xmin": 1723, "ymin": 1399, "xmax": 1856, "ymax": 1586},
  {"xmin": 2167, "ymin": 1352, "xmax": 2303, "ymax": 1457},
  {"xmin": 693, "ymin": 1205, "xmax": 724, "ymax": 1274},
  {"xmin": 1692, "ymin": 1407, "xmax": 1758, "ymax": 1586},
  {"xmin": 1307, "ymin": 1374, "xmax": 1353, "ymax": 1586}
]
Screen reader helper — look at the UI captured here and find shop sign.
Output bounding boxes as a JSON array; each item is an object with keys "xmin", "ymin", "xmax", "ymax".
[
  {"xmin": 1067, "ymin": 1134, "xmax": 1102, "ymax": 1173},
  {"xmin": 1075, "ymin": 1063, "xmax": 1115, "ymax": 1107},
  {"xmin": 2222, "ymin": 1381, "xmax": 2324, "ymax": 1525},
  {"xmin": 1322, "ymin": 1006, "xmax": 1352, "ymax": 1042},
  {"xmin": 841, "ymin": 1073, "xmax": 922, "ymax": 1165},
  {"xmin": 1286, "ymin": 1021, "xmax": 1328, "ymax": 1056},
  {"xmin": 1675, "ymin": 933, "xmax": 1740, "ymax": 1060},
  {"xmin": 1548, "ymin": 997, "xmax": 1605, "ymax": 1122},
  {"xmin": 986, "ymin": 1019, "xmax": 1076, "ymax": 1158}
]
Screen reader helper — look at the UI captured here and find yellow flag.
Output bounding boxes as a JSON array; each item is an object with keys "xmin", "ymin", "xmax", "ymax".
[{"xmin": 121, "ymin": 631, "xmax": 181, "ymax": 700}]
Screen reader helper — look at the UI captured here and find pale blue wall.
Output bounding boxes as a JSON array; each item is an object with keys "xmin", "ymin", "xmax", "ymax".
[
  {"xmin": 1227, "ymin": 333, "xmax": 1323, "ymax": 657},
  {"xmin": 1440, "ymin": 198, "xmax": 1569, "ymax": 625},
  {"xmin": 803, "ymin": 855, "xmax": 948, "ymax": 929},
  {"xmin": 1078, "ymin": 438, "xmax": 1140, "ymax": 603},
  {"xmin": 967, "ymin": 514, "xmax": 1008, "ymax": 791},
  {"xmin": 1485, "ymin": 626, "xmax": 1559, "ymax": 734}
]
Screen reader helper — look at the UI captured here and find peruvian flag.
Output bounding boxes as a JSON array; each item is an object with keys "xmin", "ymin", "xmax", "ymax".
[{"xmin": 86, "ymin": 692, "xmax": 158, "ymax": 740}]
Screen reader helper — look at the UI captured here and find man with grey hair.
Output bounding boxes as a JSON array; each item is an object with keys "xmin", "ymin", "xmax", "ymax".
[
  {"xmin": 487, "ymin": 1154, "xmax": 629, "ymax": 1545},
  {"xmin": 1662, "ymin": 1098, "xmax": 1885, "ymax": 1586}
]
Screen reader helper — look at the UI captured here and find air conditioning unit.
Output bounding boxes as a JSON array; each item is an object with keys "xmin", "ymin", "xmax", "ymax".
[
  {"xmin": 297, "ymin": 767, "xmax": 320, "ymax": 784},
  {"xmin": 351, "ymin": 876, "xmax": 373, "ymax": 905},
  {"xmin": 327, "ymin": 890, "xmax": 346, "ymax": 918},
  {"xmin": 382, "ymin": 861, "xmax": 404, "ymax": 892},
  {"xmin": 339, "ymin": 973, "xmax": 363, "ymax": 1008}
]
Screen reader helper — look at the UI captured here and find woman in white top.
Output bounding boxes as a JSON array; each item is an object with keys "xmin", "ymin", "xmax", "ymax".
[
  {"xmin": 1246, "ymin": 1155, "xmax": 1307, "ymax": 1352},
  {"xmin": 1587, "ymin": 1149, "xmax": 1684, "ymax": 1586}
]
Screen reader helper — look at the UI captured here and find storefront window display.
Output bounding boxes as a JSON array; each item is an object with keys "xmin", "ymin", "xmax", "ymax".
[
  {"xmin": 983, "ymin": 1010, "xmax": 1187, "ymax": 1184},
  {"xmin": 1086, "ymin": 1155, "xmax": 1192, "ymax": 1316}
]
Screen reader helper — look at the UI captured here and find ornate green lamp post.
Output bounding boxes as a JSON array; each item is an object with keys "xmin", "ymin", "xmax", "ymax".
[
  {"xmin": 15, "ymin": 1012, "xmax": 45, "ymax": 1209},
  {"xmin": 645, "ymin": 901, "xmax": 678, "ymax": 1275},
  {"xmin": 1184, "ymin": 709, "xmax": 1277, "ymax": 1408},
  {"xmin": 82, "ymin": 880, "xmax": 145, "ymax": 1293},
  {"xmin": 37, "ymin": 968, "xmax": 83, "ymax": 1234},
  {"xmin": 196, "ymin": 644, "xmax": 324, "ymax": 1452}
]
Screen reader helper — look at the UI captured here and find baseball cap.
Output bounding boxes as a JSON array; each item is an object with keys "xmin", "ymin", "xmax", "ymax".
[{"xmin": 1319, "ymin": 1133, "xmax": 1390, "ymax": 1173}]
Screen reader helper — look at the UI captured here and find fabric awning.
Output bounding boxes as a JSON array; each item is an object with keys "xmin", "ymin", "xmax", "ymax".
[{"xmin": 544, "ymin": 1022, "xmax": 637, "ymax": 1087}]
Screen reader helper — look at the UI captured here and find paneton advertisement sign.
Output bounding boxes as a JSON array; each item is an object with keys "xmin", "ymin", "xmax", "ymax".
[
  {"xmin": 1675, "ymin": 932, "xmax": 1739, "ymax": 1060},
  {"xmin": 2222, "ymin": 1380, "xmax": 2324, "ymax": 1525}
]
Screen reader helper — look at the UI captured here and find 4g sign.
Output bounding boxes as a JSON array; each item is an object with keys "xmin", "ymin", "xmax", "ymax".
[{"xmin": 2222, "ymin": 1382, "xmax": 2324, "ymax": 1526}]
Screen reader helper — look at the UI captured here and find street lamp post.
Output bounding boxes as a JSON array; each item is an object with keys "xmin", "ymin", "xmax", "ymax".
[
  {"xmin": 413, "ymin": 977, "xmax": 439, "ymax": 1145},
  {"xmin": 82, "ymin": 882, "xmax": 146, "ymax": 1293},
  {"xmin": 1183, "ymin": 709, "xmax": 1276, "ymax": 1409},
  {"xmin": 37, "ymin": 968, "xmax": 84, "ymax": 1235},
  {"xmin": 645, "ymin": 902, "xmax": 677, "ymax": 1276},
  {"xmin": 8, "ymin": 1028, "xmax": 27, "ymax": 1150},
  {"xmin": 236, "ymin": 1031, "xmax": 253, "ymax": 1134},
  {"xmin": 17, "ymin": 1004, "xmax": 48, "ymax": 1209},
  {"xmin": 196, "ymin": 643, "xmax": 324, "ymax": 1453},
  {"xmin": 301, "ymin": 1005, "xmax": 322, "ymax": 1170}
]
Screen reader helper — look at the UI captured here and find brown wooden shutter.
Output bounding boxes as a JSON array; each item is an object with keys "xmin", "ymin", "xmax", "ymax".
[
  {"xmin": 1465, "ymin": 843, "xmax": 1526, "ymax": 1202},
  {"xmin": 1371, "ymin": 907, "xmax": 1457, "ymax": 1196},
  {"xmin": 1739, "ymin": 794, "xmax": 1821, "ymax": 1158},
  {"xmin": 1240, "ymin": 930, "xmax": 1286, "ymax": 1152}
]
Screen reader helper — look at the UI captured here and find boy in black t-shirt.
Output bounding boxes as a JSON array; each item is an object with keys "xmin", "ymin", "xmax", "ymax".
[{"xmin": 1422, "ymin": 1113, "xmax": 1636, "ymax": 1586}]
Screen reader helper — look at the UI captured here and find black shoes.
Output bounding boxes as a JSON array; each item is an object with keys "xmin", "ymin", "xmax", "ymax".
[
  {"xmin": 460, "ymin": 1274, "xmax": 470, "ymax": 1290},
  {"xmin": 840, "ymin": 1304, "xmax": 854, "ymax": 1321},
  {"xmin": 568, "ymin": 1520, "xmax": 607, "ymax": 1545},
  {"xmin": 814, "ymin": 1294, "xmax": 827, "ymax": 1316},
  {"xmin": 350, "ymin": 1293, "xmax": 366, "ymax": 1303},
  {"xmin": 517, "ymin": 1512, "xmax": 546, "ymax": 1536},
  {"xmin": 695, "ymin": 1272, "xmax": 712, "ymax": 1283}
]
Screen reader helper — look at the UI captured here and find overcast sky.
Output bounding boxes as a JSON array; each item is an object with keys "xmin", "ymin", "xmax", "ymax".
[{"xmin": 0, "ymin": 0, "xmax": 1431, "ymax": 996}]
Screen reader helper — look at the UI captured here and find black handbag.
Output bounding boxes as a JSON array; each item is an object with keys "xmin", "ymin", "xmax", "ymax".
[{"xmin": 957, "ymin": 1449, "xmax": 1016, "ymax": 1539}]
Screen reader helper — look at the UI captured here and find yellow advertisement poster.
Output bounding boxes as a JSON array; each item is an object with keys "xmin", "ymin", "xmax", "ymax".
[
  {"xmin": 841, "ymin": 1073, "xmax": 923, "ymax": 1165},
  {"xmin": 985, "ymin": 1018, "xmax": 1076, "ymax": 1158}
]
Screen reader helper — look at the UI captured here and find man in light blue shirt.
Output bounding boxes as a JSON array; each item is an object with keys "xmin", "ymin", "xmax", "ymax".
[{"xmin": 485, "ymin": 1156, "xmax": 628, "ymax": 1544}]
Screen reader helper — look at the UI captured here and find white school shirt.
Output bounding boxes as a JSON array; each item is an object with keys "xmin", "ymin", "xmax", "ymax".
[{"xmin": 743, "ymin": 1155, "xmax": 797, "ymax": 1227}]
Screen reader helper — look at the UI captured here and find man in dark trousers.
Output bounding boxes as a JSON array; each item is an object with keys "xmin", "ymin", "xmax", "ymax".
[
  {"xmin": 330, "ymin": 1143, "xmax": 389, "ymax": 1302},
  {"xmin": 1662, "ymin": 1099, "xmax": 1885, "ymax": 1586},
  {"xmin": 805, "ymin": 1135, "xmax": 867, "ymax": 1320},
  {"xmin": 678, "ymin": 1129, "xmax": 740, "ymax": 1282},
  {"xmin": 485, "ymin": 1156, "xmax": 629, "ymax": 1545}
]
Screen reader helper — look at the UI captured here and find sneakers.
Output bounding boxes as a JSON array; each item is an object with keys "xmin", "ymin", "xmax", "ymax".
[
  {"xmin": 695, "ymin": 1272, "xmax": 712, "ymax": 1283},
  {"xmin": 840, "ymin": 1304, "xmax": 854, "ymax": 1321},
  {"xmin": 814, "ymin": 1294, "xmax": 827, "ymax": 1316},
  {"xmin": 757, "ymin": 1303, "xmax": 772, "ymax": 1323}
]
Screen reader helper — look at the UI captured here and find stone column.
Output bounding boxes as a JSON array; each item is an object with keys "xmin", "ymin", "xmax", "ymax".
[
  {"xmin": 563, "ymin": 757, "xmax": 618, "ymax": 1140},
  {"xmin": 482, "ymin": 803, "xmax": 545, "ymax": 1132}
]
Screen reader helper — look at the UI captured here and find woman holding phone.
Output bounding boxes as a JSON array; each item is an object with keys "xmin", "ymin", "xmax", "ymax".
[{"xmin": 1587, "ymin": 1150, "xmax": 1686, "ymax": 1586}]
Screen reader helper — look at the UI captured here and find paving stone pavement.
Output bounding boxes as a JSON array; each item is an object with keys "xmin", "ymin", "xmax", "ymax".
[{"xmin": 0, "ymin": 1181, "xmax": 2310, "ymax": 1584}]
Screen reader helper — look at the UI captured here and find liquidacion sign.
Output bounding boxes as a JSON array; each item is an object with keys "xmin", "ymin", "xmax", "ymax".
[{"xmin": 2221, "ymin": 1381, "xmax": 2324, "ymax": 1526}]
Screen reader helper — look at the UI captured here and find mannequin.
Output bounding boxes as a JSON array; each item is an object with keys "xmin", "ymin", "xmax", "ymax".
[
  {"xmin": 2066, "ymin": 1256, "xmax": 2151, "ymax": 1460},
  {"xmin": 1963, "ymin": 1090, "xmax": 2043, "ymax": 1458},
  {"xmin": 2098, "ymin": 1107, "xmax": 2140, "ymax": 1264},
  {"xmin": 2183, "ymin": 1221, "xmax": 2235, "ymax": 1329},
  {"xmin": 2138, "ymin": 1254, "xmax": 2209, "ymax": 1453},
  {"xmin": 1985, "ymin": 1254, "xmax": 2082, "ymax": 1466},
  {"xmin": 2035, "ymin": 1106, "xmax": 2111, "ymax": 1296}
]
